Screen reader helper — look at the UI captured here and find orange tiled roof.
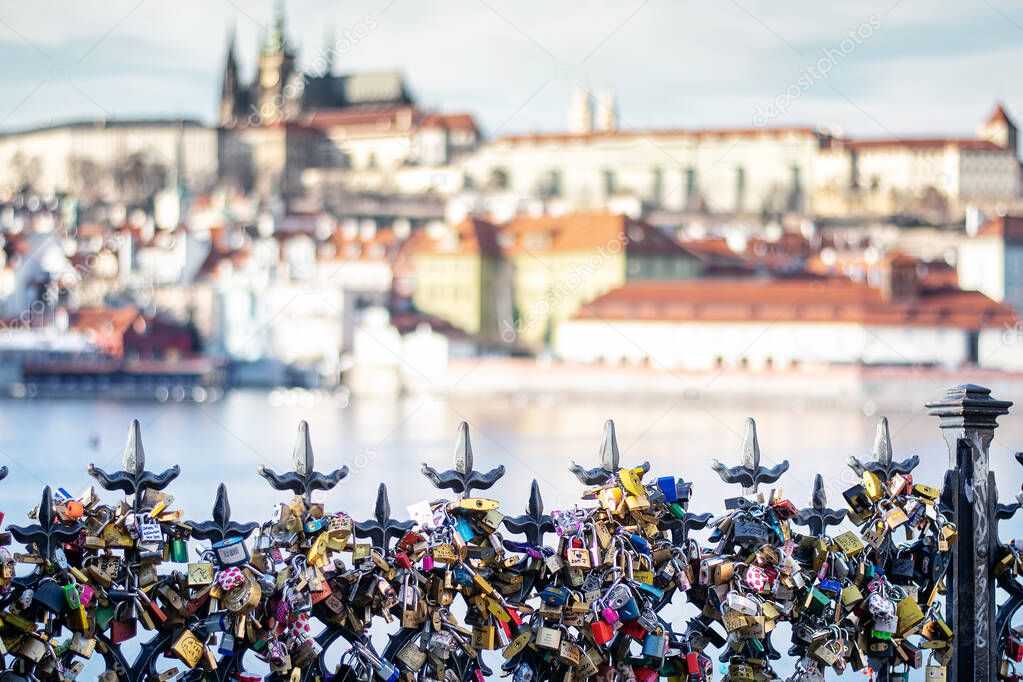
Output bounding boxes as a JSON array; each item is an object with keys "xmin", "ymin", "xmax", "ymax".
[
  {"xmin": 420, "ymin": 113, "xmax": 479, "ymax": 135},
  {"xmin": 494, "ymin": 126, "xmax": 821, "ymax": 146},
  {"xmin": 301, "ymin": 105, "xmax": 417, "ymax": 131},
  {"xmin": 677, "ymin": 238, "xmax": 741, "ymax": 262},
  {"xmin": 575, "ymin": 277, "xmax": 1017, "ymax": 329},
  {"xmin": 502, "ymin": 213, "xmax": 689, "ymax": 257},
  {"xmin": 70, "ymin": 306, "xmax": 140, "ymax": 337},
  {"xmin": 847, "ymin": 138, "xmax": 1004, "ymax": 152},
  {"xmin": 987, "ymin": 103, "xmax": 1016, "ymax": 127},
  {"xmin": 977, "ymin": 215, "xmax": 1023, "ymax": 242},
  {"xmin": 324, "ymin": 227, "xmax": 402, "ymax": 262},
  {"xmin": 409, "ymin": 217, "xmax": 503, "ymax": 258}
]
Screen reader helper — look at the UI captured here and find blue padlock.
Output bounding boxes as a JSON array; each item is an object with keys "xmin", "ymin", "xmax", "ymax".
[
  {"xmin": 627, "ymin": 533, "xmax": 651, "ymax": 555},
  {"xmin": 540, "ymin": 586, "xmax": 570, "ymax": 606},
  {"xmin": 453, "ymin": 516, "xmax": 475, "ymax": 543},
  {"xmin": 634, "ymin": 581, "xmax": 664, "ymax": 601},
  {"xmin": 452, "ymin": 566, "xmax": 473, "ymax": 587},
  {"xmin": 656, "ymin": 477, "xmax": 677, "ymax": 503},
  {"xmin": 819, "ymin": 578, "xmax": 842, "ymax": 596},
  {"xmin": 642, "ymin": 631, "xmax": 667, "ymax": 659},
  {"xmin": 616, "ymin": 594, "xmax": 641, "ymax": 621},
  {"xmin": 211, "ymin": 536, "xmax": 249, "ymax": 567}
]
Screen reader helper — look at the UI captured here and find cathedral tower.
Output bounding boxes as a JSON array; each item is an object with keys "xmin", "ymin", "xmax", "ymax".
[{"xmin": 256, "ymin": 0, "xmax": 297, "ymax": 124}]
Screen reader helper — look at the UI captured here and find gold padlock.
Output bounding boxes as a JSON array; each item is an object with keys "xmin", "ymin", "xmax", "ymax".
[
  {"xmin": 535, "ymin": 626, "xmax": 562, "ymax": 650},
  {"xmin": 566, "ymin": 548, "xmax": 591, "ymax": 568},
  {"xmin": 863, "ymin": 471, "xmax": 883, "ymax": 500},
  {"xmin": 925, "ymin": 653, "xmax": 947, "ymax": 681},
  {"xmin": 896, "ymin": 598, "xmax": 925, "ymax": 636},
  {"xmin": 187, "ymin": 562, "xmax": 214, "ymax": 587},
  {"xmin": 503, "ymin": 631, "xmax": 532, "ymax": 659},
  {"xmin": 171, "ymin": 630, "xmax": 205, "ymax": 668},
  {"xmin": 471, "ymin": 625, "xmax": 497, "ymax": 651}
]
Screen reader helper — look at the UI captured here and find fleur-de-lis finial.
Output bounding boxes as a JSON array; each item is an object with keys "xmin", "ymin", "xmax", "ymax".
[
  {"xmin": 795, "ymin": 474, "xmax": 848, "ymax": 536},
  {"xmin": 847, "ymin": 417, "xmax": 919, "ymax": 480},
  {"xmin": 258, "ymin": 421, "xmax": 348, "ymax": 502},
  {"xmin": 421, "ymin": 422, "xmax": 504, "ymax": 499},
  {"xmin": 503, "ymin": 479, "xmax": 555, "ymax": 547},
  {"xmin": 660, "ymin": 508, "xmax": 712, "ymax": 545},
  {"xmin": 88, "ymin": 420, "xmax": 179, "ymax": 509},
  {"xmin": 711, "ymin": 418, "xmax": 789, "ymax": 493},
  {"xmin": 187, "ymin": 484, "xmax": 258, "ymax": 543},
  {"xmin": 10, "ymin": 487, "xmax": 82, "ymax": 560},
  {"xmin": 355, "ymin": 483, "xmax": 414, "ymax": 551},
  {"xmin": 570, "ymin": 420, "xmax": 649, "ymax": 485}
]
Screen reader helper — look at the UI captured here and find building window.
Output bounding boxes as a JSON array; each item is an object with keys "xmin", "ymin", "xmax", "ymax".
[
  {"xmin": 539, "ymin": 169, "xmax": 561, "ymax": 198},
  {"xmin": 651, "ymin": 168, "xmax": 663, "ymax": 205},
  {"xmin": 488, "ymin": 168, "xmax": 510, "ymax": 190},
  {"xmin": 684, "ymin": 168, "xmax": 697, "ymax": 209},
  {"xmin": 788, "ymin": 165, "xmax": 802, "ymax": 212},
  {"xmin": 735, "ymin": 166, "xmax": 746, "ymax": 212},
  {"xmin": 603, "ymin": 169, "xmax": 616, "ymax": 197}
]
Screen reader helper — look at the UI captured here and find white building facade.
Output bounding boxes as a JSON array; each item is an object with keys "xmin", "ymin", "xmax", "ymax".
[{"xmin": 0, "ymin": 120, "xmax": 217, "ymax": 197}]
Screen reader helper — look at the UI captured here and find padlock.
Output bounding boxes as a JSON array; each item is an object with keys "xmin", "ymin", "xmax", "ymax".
[
  {"xmin": 641, "ymin": 630, "xmax": 666, "ymax": 660},
  {"xmin": 171, "ymin": 629, "xmax": 205, "ymax": 668},
  {"xmin": 926, "ymin": 653, "xmax": 947, "ymax": 681},
  {"xmin": 535, "ymin": 625, "xmax": 562, "ymax": 650},
  {"xmin": 396, "ymin": 641, "xmax": 427, "ymax": 672},
  {"xmin": 211, "ymin": 536, "xmax": 249, "ymax": 566},
  {"xmin": 591, "ymin": 618, "xmax": 615, "ymax": 645},
  {"xmin": 559, "ymin": 638, "xmax": 582, "ymax": 666},
  {"xmin": 1008, "ymin": 632, "xmax": 1023, "ymax": 663},
  {"xmin": 503, "ymin": 631, "xmax": 532, "ymax": 660},
  {"xmin": 896, "ymin": 597, "xmax": 925, "ymax": 635},
  {"xmin": 188, "ymin": 561, "xmax": 215, "ymax": 586},
  {"xmin": 471, "ymin": 625, "xmax": 496, "ymax": 650},
  {"xmin": 863, "ymin": 471, "xmax": 884, "ymax": 500},
  {"xmin": 727, "ymin": 657, "xmax": 755, "ymax": 682}
]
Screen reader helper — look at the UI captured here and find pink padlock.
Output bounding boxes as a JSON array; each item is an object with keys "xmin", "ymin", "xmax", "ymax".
[
  {"xmin": 77, "ymin": 584, "xmax": 94, "ymax": 608},
  {"xmin": 422, "ymin": 556, "xmax": 434, "ymax": 571},
  {"xmin": 275, "ymin": 598, "xmax": 290, "ymax": 623},
  {"xmin": 601, "ymin": 606, "xmax": 620, "ymax": 625},
  {"xmin": 744, "ymin": 566, "xmax": 769, "ymax": 592}
]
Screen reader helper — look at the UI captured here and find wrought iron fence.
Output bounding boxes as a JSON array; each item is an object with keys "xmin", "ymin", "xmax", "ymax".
[{"xmin": 0, "ymin": 383, "xmax": 1017, "ymax": 682}]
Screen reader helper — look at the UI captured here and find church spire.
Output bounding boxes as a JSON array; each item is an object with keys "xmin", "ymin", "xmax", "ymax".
[
  {"xmin": 323, "ymin": 26, "xmax": 336, "ymax": 76},
  {"xmin": 267, "ymin": 0, "xmax": 287, "ymax": 52},
  {"xmin": 219, "ymin": 22, "xmax": 240, "ymax": 126}
]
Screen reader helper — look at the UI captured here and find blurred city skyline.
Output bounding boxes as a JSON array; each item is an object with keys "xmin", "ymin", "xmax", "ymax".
[{"xmin": 0, "ymin": 0, "xmax": 1020, "ymax": 136}]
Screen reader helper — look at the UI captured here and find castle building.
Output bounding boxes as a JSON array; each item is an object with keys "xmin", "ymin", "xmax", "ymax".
[{"xmin": 217, "ymin": 1, "xmax": 479, "ymax": 203}]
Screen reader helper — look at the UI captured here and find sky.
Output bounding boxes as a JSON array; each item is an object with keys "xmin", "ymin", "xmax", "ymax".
[{"xmin": 0, "ymin": 0, "xmax": 1020, "ymax": 139}]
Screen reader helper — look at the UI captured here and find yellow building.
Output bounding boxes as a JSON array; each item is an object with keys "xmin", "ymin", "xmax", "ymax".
[
  {"xmin": 410, "ymin": 217, "xmax": 507, "ymax": 345},
  {"xmin": 501, "ymin": 213, "xmax": 703, "ymax": 349},
  {"xmin": 409, "ymin": 213, "xmax": 704, "ymax": 350}
]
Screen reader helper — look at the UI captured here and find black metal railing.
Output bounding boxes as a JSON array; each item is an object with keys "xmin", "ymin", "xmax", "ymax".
[{"xmin": 0, "ymin": 384, "xmax": 1016, "ymax": 682}]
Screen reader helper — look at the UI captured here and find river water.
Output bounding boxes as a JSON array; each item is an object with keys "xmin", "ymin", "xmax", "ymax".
[{"xmin": 2, "ymin": 387, "xmax": 1022, "ymax": 537}]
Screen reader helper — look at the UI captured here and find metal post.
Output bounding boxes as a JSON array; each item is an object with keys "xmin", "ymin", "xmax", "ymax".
[{"xmin": 928, "ymin": 384, "xmax": 1012, "ymax": 682}]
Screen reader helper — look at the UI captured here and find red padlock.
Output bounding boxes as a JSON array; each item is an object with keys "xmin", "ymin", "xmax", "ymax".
[
  {"xmin": 393, "ymin": 552, "xmax": 412, "ymax": 570},
  {"xmin": 110, "ymin": 618, "xmax": 136, "ymax": 644},
  {"xmin": 634, "ymin": 666, "xmax": 658, "ymax": 682},
  {"xmin": 1007, "ymin": 634, "xmax": 1023, "ymax": 663},
  {"xmin": 619, "ymin": 619, "xmax": 647, "ymax": 641},
  {"xmin": 591, "ymin": 620, "xmax": 614, "ymax": 645}
]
